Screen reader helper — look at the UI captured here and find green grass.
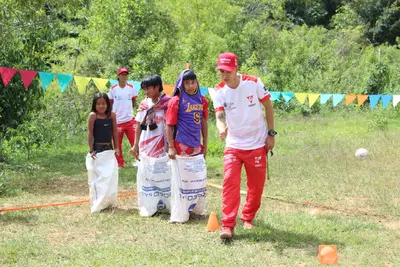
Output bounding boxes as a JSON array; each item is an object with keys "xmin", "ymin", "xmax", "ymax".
[{"xmin": 1, "ymin": 110, "xmax": 400, "ymax": 266}]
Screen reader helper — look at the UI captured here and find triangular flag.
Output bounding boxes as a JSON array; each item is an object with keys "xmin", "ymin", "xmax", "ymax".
[
  {"xmin": 357, "ymin": 94, "xmax": 368, "ymax": 106},
  {"xmin": 38, "ymin": 72, "xmax": 54, "ymax": 91},
  {"xmin": 200, "ymin": 87, "xmax": 208, "ymax": 96},
  {"xmin": 208, "ymin": 87, "xmax": 217, "ymax": 101},
  {"xmin": 74, "ymin": 76, "xmax": 91, "ymax": 94},
  {"xmin": 308, "ymin": 94, "xmax": 319, "ymax": 107},
  {"xmin": 369, "ymin": 95, "xmax": 381, "ymax": 109},
  {"xmin": 56, "ymin": 74, "xmax": 73, "ymax": 92},
  {"xmin": 345, "ymin": 94, "xmax": 356, "ymax": 105},
  {"xmin": 381, "ymin": 95, "xmax": 392, "ymax": 109},
  {"xmin": 134, "ymin": 81, "xmax": 141, "ymax": 93},
  {"xmin": 295, "ymin": 93, "xmax": 307, "ymax": 104},
  {"xmin": 393, "ymin": 95, "xmax": 400, "ymax": 107},
  {"xmin": 320, "ymin": 94, "xmax": 332, "ymax": 104},
  {"xmin": 163, "ymin": 84, "xmax": 174, "ymax": 96},
  {"xmin": 92, "ymin": 78, "xmax": 109, "ymax": 92},
  {"xmin": 0, "ymin": 67, "xmax": 17, "ymax": 86},
  {"xmin": 269, "ymin": 92, "xmax": 281, "ymax": 102},
  {"xmin": 332, "ymin": 94, "xmax": 345, "ymax": 107},
  {"xmin": 109, "ymin": 79, "xmax": 118, "ymax": 86},
  {"xmin": 19, "ymin": 70, "xmax": 38, "ymax": 89},
  {"xmin": 281, "ymin": 92, "xmax": 294, "ymax": 103}
]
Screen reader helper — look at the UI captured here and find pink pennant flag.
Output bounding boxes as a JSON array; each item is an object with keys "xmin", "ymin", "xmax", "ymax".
[
  {"xmin": 0, "ymin": 67, "xmax": 17, "ymax": 86},
  {"xmin": 19, "ymin": 70, "xmax": 38, "ymax": 89}
]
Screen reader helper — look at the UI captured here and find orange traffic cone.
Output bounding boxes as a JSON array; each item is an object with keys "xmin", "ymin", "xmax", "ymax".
[
  {"xmin": 318, "ymin": 245, "xmax": 338, "ymax": 265},
  {"xmin": 206, "ymin": 212, "xmax": 220, "ymax": 232}
]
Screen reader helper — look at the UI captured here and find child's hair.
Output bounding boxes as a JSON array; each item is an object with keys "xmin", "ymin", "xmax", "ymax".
[
  {"xmin": 91, "ymin": 92, "xmax": 112, "ymax": 116},
  {"xmin": 182, "ymin": 70, "xmax": 197, "ymax": 81},
  {"xmin": 141, "ymin": 74, "xmax": 163, "ymax": 92}
]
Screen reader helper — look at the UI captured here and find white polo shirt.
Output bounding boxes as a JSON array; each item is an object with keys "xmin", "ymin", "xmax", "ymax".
[
  {"xmin": 109, "ymin": 83, "xmax": 138, "ymax": 124},
  {"xmin": 213, "ymin": 74, "xmax": 271, "ymax": 150}
]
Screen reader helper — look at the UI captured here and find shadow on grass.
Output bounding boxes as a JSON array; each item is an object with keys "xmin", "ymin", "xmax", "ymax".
[
  {"xmin": 0, "ymin": 212, "xmax": 38, "ymax": 226},
  {"xmin": 232, "ymin": 223, "xmax": 344, "ymax": 255}
]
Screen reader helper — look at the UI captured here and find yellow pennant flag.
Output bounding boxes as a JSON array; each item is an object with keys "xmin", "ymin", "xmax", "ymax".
[
  {"xmin": 163, "ymin": 84, "xmax": 175, "ymax": 96},
  {"xmin": 357, "ymin": 94, "xmax": 368, "ymax": 106},
  {"xmin": 345, "ymin": 94, "xmax": 356, "ymax": 105},
  {"xmin": 308, "ymin": 94, "xmax": 320, "ymax": 107},
  {"xmin": 92, "ymin": 78, "xmax": 109, "ymax": 92},
  {"xmin": 295, "ymin": 93, "xmax": 307, "ymax": 104},
  {"xmin": 74, "ymin": 76, "xmax": 91, "ymax": 94}
]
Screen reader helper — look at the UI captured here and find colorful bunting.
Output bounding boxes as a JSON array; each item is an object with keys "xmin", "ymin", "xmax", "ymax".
[
  {"xmin": 200, "ymin": 87, "xmax": 208, "ymax": 96},
  {"xmin": 92, "ymin": 78, "xmax": 109, "ymax": 92},
  {"xmin": 357, "ymin": 95, "xmax": 368, "ymax": 106},
  {"xmin": 332, "ymin": 94, "xmax": 345, "ymax": 107},
  {"xmin": 393, "ymin": 95, "xmax": 400, "ymax": 108},
  {"xmin": 74, "ymin": 76, "xmax": 91, "ymax": 94},
  {"xmin": 295, "ymin": 93, "xmax": 307, "ymax": 104},
  {"xmin": 163, "ymin": 84, "xmax": 175, "ymax": 96},
  {"xmin": 345, "ymin": 94, "xmax": 356, "ymax": 105},
  {"xmin": 56, "ymin": 74, "xmax": 73, "ymax": 92},
  {"xmin": 130, "ymin": 81, "xmax": 141, "ymax": 93},
  {"xmin": 320, "ymin": 94, "xmax": 332, "ymax": 104},
  {"xmin": 0, "ymin": 67, "xmax": 17, "ymax": 86},
  {"xmin": 381, "ymin": 95, "xmax": 392, "ymax": 109},
  {"xmin": 269, "ymin": 92, "xmax": 281, "ymax": 102},
  {"xmin": 369, "ymin": 95, "xmax": 381, "ymax": 109},
  {"xmin": 308, "ymin": 94, "xmax": 319, "ymax": 107},
  {"xmin": 38, "ymin": 72, "xmax": 54, "ymax": 91},
  {"xmin": 282, "ymin": 92, "xmax": 294, "ymax": 103},
  {"xmin": 19, "ymin": 70, "xmax": 37, "ymax": 89},
  {"xmin": 109, "ymin": 79, "xmax": 118, "ymax": 87}
]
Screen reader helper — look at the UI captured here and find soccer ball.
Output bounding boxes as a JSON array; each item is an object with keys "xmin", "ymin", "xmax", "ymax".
[{"xmin": 355, "ymin": 148, "xmax": 368, "ymax": 160}]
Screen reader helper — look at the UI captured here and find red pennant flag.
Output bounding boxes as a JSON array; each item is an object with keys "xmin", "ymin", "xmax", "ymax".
[
  {"xmin": 19, "ymin": 70, "xmax": 38, "ymax": 89},
  {"xmin": 0, "ymin": 67, "xmax": 17, "ymax": 86}
]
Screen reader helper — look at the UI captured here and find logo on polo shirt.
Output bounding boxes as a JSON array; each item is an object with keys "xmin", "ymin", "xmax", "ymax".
[
  {"xmin": 247, "ymin": 95, "xmax": 256, "ymax": 107},
  {"xmin": 224, "ymin": 102, "xmax": 236, "ymax": 111}
]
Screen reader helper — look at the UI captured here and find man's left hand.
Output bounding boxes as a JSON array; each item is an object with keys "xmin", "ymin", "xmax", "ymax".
[{"xmin": 266, "ymin": 136, "xmax": 275, "ymax": 151}]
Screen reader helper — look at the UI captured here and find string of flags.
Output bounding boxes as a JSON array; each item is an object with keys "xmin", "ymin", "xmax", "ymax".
[{"xmin": 1, "ymin": 66, "xmax": 400, "ymax": 108}]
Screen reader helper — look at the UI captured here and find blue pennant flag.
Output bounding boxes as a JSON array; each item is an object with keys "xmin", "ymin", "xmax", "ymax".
[
  {"xmin": 38, "ymin": 72, "xmax": 54, "ymax": 91},
  {"xmin": 381, "ymin": 95, "xmax": 392, "ymax": 109},
  {"xmin": 269, "ymin": 92, "xmax": 281, "ymax": 102},
  {"xmin": 56, "ymin": 74, "xmax": 73, "ymax": 92},
  {"xmin": 109, "ymin": 79, "xmax": 118, "ymax": 86},
  {"xmin": 129, "ymin": 81, "xmax": 141, "ymax": 93},
  {"xmin": 332, "ymin": 94, "xmax": 345, "ymax": 107},
  {"xmin": 200, "ymin": 87, "xmax": 208, "ymax": 96},
  {"xmin": 281, "ymin": 92, "xmax": 295, "ymax": 103},
  {"xmin": 369, "ymin": 95, "xmax": 381, "ymax": 109},
  {"xmin": 320, "ymin": 94, "xmax": 332, "ymax": 104}
]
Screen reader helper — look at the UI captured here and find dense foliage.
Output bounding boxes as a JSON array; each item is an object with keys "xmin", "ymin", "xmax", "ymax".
[{"xmin": 1, "ymin": 0, "xmax": 400, "ymax": 161}]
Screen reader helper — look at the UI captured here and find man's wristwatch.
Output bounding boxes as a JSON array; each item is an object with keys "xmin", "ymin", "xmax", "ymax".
[{"xmin": 268, "ymin": 129, "xmax": 277, "ymax": 137}]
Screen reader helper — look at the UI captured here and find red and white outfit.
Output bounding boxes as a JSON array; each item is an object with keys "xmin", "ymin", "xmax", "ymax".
[
  {"xmin": 213, "ymin": 74, "xmax": 271, "ymax": 228},
  {"xmin": 109, "ymin": 83, "xmax": 138, "ymax": 167},
  {"xmin": 136, "ymin": 98, "xmax": 168, "ymax": 158},
  {"xmin": 166, "ymin": 95, "xmax": 209, "ymax": 156}
]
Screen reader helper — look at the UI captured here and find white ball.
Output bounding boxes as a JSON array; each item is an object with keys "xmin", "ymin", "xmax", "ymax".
[{"xmin": 355, "ymin": 148, "xmax": 368, "ymax": 160}]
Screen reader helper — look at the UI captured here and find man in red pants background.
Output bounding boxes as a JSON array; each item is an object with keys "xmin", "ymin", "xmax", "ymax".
[
  {"xmin": 109, "ymin": 68, "xmax": 138, "ymax": 168},
  {"xmin": 212, "ymin": 52, "xmax": 276, "ymax": 240}
]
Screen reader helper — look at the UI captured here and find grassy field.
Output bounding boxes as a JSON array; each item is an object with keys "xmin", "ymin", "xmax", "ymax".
[{"xmin": 1, "ymin": 110, "xmax": 400, "ymax": 266}]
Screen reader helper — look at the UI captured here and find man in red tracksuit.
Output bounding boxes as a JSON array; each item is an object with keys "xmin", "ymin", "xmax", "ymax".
[
  {"xmin": 212, "ymin": 52, "xmax": 277, "ymax": 240},
  {"xmin": 109, "ymin": 68, "xmax": 138, "ymax": 168}
]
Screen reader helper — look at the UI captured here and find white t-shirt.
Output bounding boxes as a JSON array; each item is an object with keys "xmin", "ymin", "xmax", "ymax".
[
  {"xmin": 213, "ymin": 74, "xmax": 271, "ymax": 150},
  {"xmin": 109, "ymin": 83, "xmax": 138, "ymax": 124},
  {"xmin": 135, "ymin": 98, "xmax": 167, "ymax": 158}
]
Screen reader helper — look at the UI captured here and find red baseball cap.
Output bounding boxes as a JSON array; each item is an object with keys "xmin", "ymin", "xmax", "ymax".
[
  {"xmin": 117, "ymin": 68, "xmax": 129, "ymax": 75},
  {"xmin": 216, "ymin": 52, "xmax": 238, "ymax": 72}
]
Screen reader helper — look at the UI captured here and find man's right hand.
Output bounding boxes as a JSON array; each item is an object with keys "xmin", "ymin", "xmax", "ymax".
[
  {"xmin": 129, "ymin": 144, "xmax": 140, "ymax": 160},
  {"xmin": 219, "ymin": 127, "xmax": 228, "ymax": 141}
]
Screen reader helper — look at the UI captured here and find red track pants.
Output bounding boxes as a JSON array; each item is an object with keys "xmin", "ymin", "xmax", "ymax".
[
  {"xmin": 116, "ymin": 118, "xmax": 136, "ymax": 167},
  {"xmin": 221, "ymin": 146, "xmax": 267, "ymax": 228}
]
